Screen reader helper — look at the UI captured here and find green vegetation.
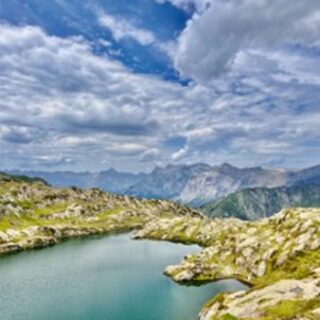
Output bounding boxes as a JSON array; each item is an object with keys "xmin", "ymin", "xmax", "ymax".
[
  {"xmin": 1, "ymin": 172, "xmax": 320, "ymax": 319},
  {"xmin": 135, "ymin": 207, "xmax": 320, "ymax": 319},
  {"xmin": 0, "ymin": 173, "xmax": 200, "ymax": 255},
  {"xmin": 222, "ymin": 315, "xmax": 239, "ymax": 320},
  {"xmin": 0, "ymin": 172, "xmax": 49, "ymax": 185},
  {"xmin": 200, "ymin": 185, "xmax": 320, "ymax": 220}
]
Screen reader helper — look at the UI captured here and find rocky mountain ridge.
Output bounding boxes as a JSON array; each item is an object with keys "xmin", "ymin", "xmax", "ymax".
[
  {"xmin": 7, "ymin": 163, "xmax": 320, "ymax": 206},
  {"xmin": 201, "ymin": 184, "xmax": 320, "ymax": 220}
]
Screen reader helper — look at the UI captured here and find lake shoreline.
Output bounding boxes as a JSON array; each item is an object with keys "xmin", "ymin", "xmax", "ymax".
[
  {"xmin": 0, "ymin": 233, "xmax": 247, "ymax": 320},
  {"xmin": 2, "ymin": 175, "xmax": 320, "ymax": 319}
]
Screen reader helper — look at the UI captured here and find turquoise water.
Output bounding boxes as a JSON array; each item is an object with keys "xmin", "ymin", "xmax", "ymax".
[{"xmin": 0, "ymin": 234, "xmax": 246, "ymax": 320}]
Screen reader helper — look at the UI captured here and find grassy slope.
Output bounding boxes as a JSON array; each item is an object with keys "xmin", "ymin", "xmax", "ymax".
[
  {"xmin": 200, "ymin": 185, "xmax": 320, "ymax": 220},
  {"xmin": 0, "ymin": 173, "xmax": 200, "ymax": 254}
]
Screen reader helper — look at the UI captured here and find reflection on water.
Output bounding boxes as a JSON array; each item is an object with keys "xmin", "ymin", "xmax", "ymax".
[{"xmin": 0, "ymin": 234, "xmax": 247, "ymax": 320}]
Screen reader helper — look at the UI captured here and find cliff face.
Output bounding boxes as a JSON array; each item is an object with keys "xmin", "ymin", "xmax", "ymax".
[
  {"xmin": 201, "ymin": 185, "xmax": 320, "ymax": 220},
  {"xmin": 134, "ymin": 208, "xmax": 320, "ymax": 319}
]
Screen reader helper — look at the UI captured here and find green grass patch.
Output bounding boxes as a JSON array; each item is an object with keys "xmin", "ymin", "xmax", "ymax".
[
  {"xmin": 34, "ymin": 203, "xmax": 69, "ymax": 217},
  {"xmin": 260, "ymin": 299, "xmax": 320, "ymax": 319}
]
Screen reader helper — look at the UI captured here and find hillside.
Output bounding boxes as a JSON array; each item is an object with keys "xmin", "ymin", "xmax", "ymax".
[
  {"xmin": 134, "ymin": 207, "xmax": 320, "ymax": 319},
  {"xmin": 201, "ymin": 185, "xmax": 320, "ymax": 220},
  {"xmin": 8, "ymin": 169, "xmax": 145, "ymax": 194},
  {"xmin": 0, "ymin": 173, "xmax": 200, "ymax": 255},
  {"xmin": 0, "ymin": 172, "xmax": 49, "ymax": 185}
]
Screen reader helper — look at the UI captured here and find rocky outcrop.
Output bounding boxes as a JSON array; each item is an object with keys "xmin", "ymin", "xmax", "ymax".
[
  {"xmin": 199, "ymin": 278, "xmax": 320, "ymax": 320},
  {"xmin": 135, "ymin": 207, "xmax": 320, "ymax": 319},
  {"xmin": 0, "ymin": 174, "xmax": 201, "ymax": 255}
]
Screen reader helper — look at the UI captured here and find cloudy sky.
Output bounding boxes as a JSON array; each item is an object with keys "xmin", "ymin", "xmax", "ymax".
[{"xmin": 0, "ymin": 0, "xmax": 319, "ymax": 172}]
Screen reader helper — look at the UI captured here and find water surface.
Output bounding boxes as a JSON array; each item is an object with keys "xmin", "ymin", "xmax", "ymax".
[{"xmin": 0, "ymin": 234, "xmax": 246, "ymax": 320}]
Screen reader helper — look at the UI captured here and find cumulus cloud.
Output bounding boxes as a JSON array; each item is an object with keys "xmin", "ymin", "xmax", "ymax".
[
  {"xmin": 174, "ymin": 0, "xmax": 320, "ymax": 82},
  {"xmin": 0, "ymin": 125, "xmax": 40, "ymax": 144},
  {"xmin": 0, "ymin": 23, "xmax": 319, "ymax": 171},
  {"xmin": 98, "ymin": 11, "xmax": 155, "ymax": 45},
  {"xmin": 0, "ymin": 24, "xmax": 158, "ymax": 137}
]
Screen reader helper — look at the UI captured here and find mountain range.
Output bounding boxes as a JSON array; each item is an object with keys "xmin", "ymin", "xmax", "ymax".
[
  {"xmin": 7, "ymin": 169, "xmax": 146, "ymax": 195},
  {"xmin": 6, "ymin": 163, "xmax": 320, "ymax": 206},
  {"xmin": 200, "ymin": 184, "xmax": 320, "ymax": 220}
]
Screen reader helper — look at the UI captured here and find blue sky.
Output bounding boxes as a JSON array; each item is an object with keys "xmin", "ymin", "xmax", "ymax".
[
  {"xmin": 1, "ymin": 0, "xmax": 189, "ymax": 79},
  {"xmin": 0, "ymin": 0, "xmax": 319, "ymax": 172}
]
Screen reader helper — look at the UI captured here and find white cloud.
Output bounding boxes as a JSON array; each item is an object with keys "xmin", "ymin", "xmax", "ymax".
[
  {"xmin": 172, "ymin": 146, "xmax": 189, "ymax": 161},
  {"xmin": 0, "ymin": 23, "xmax": 319, "ymax": 171},
  {"xmin": 98, "ymin": 11, "xmax": 155, "ymax": 45},
  {"xmin": 173, "ymin": 0, "xmax": 320, "ymax": 82}
]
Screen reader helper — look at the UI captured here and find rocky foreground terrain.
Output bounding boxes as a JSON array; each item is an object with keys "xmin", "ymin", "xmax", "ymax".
[
  {"xmin": 1, "ymin": 173, "xmax": 320, "ymax": 319},
  {"xmin": 135, "ymin": 208, "xmax": 320, "ymax": 319},
  {"xmin": 0, "ymin": 172, "xmax": 200, "ymax": 254}
]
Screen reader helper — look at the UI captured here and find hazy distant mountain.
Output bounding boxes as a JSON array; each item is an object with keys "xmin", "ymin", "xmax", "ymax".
[
  {"xmin": 178, "ymin": 164, "xmax": 320, "ymax": 205},
  {"xmin": 287, "ymin": 165, "xmax": 320, "ymax": 187},
  {"xmin": 178, "ymin": 163, "xmax": 291, "ymax": 205},
  {"xmin": 6, "ymin": 163, "xmax": 320, "ymax": 205},
  {"xmin": 7, "ymin": 169, "xmax": 145, "ymax": 194},
  {"xmin": 126, "ymin": 163, "xmax": 212, "ymax": 200},
  {"xmin": 200, "ymin": 185, "xmax": 320, "ymax": 220}
]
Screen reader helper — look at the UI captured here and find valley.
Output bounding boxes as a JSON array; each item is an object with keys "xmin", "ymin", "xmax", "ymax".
[
  {"xmin": 1, "ymin": 1, "xmax": 319, "ymax": 319},
  {"xmin": 1, "ymin": 172, "xmax": 320, "ymax": 319}
]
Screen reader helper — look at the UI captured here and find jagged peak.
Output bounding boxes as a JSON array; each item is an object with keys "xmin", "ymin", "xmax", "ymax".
[
  {"xmin": 216, "ymin": 162, "xmax": 239, "ymax": 171},
  {"xmin": 220, "ymin": 162, "xmax": 236, "ymax": 168}
]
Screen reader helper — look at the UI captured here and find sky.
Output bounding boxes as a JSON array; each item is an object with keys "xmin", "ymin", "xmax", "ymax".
[{"xmin": 0, "ymin": 0, "xmax": 319, "ymax": 172}]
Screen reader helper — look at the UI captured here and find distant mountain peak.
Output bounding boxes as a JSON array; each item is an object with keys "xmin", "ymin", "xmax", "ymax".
[
  {"xmin": 219, "ymin": 162, "xmax": 237, "ymax": 169},
  {"xmin": 5, "ymin": 163, "xmax": 320, "ymax": 206}
]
